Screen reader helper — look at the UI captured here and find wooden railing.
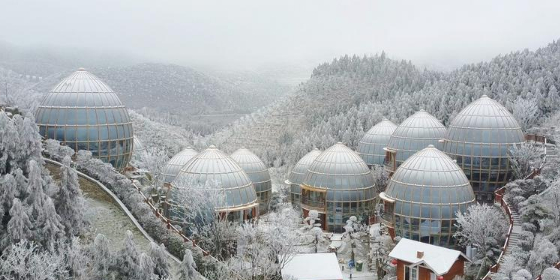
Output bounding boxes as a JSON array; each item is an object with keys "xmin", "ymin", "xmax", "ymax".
[
  {"xmin": 483, "ymin": 134, "xmax": 553, "ymax": 279},
  {"xmin": 481, "ymin": 187, "xmax": 514, "ymax": 280}
]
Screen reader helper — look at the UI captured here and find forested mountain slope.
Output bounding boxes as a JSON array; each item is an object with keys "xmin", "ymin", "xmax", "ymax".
[{"xmin": 208, "ymin": 40, "xmax": 560, "ymax": 168}]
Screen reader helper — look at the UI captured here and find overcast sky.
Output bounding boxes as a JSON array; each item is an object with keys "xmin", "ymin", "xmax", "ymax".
[{"xmin": 2, "ymin": 0, "xmax": 560, "ymax": 71}]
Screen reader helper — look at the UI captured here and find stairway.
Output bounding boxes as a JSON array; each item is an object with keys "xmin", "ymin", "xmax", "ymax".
[{"xmin": 490, "ymin": 207, "xmax": 523, "ymax": 278}]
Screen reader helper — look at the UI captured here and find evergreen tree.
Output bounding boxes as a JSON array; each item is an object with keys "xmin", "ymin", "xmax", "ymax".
[
  {"xmin": 56, "ymin": 156, "xmax": 87, "ymax": 237},
  {"xmin": 4, "ymin": 198, "xmax": 32, "ymax": 247},
  {"xmin": 149, "ymin": 242, "xmax": 170, "ymax": 279},
  {"xmin": 178, "ymin": 249, "xmax": 198, "ymax": 280},
  {"xmin": 36, "ymin": 196, "xmax": 64, "ymax": 251},
  {"xmin": 116, "ymin": 230, "xmax": 141, "ymax": 278},
  {"xmin": 91, "ymin": 234, "xmax": 113, "ymax": 279},
  {"xmin": 137, "ymin": 252, "xmax": 156, "ymax": 280}
]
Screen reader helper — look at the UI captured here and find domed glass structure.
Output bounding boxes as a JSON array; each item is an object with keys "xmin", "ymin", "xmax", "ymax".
[
  {"xmin": 357, "ymin": 118, "xmax": 397, "ymax": 167},
  {"xmin": 35, "ymin": 69, "xmax": 133, "ymax": 170},
  {"xmin": 169, "ymin": 145, "xmax": 258, "ymax": 223},
  {"xmin": 443, "ymin": 95, "xmax": 525, "ymax": 202},
  {"xmin": 285, "ymin": 148, "xmax": 322, "ymax": 209},
  {"xmin": 385, "ymin": 110, "xmax": 446, "ymax": 173},
  {"xmin": 162, "ymin": 147, "xmax": 198, "ymax": 185},
  {"xmin": 380, "ymin": 145, "xmax": 475, "ymax": 247},
  {"xmin": 301, "ymin": 143, "xmax": 375, "ymax": 233},
  {"xmin": 231, "ymin": 148, "xmax": 272, "ymax": 215}
]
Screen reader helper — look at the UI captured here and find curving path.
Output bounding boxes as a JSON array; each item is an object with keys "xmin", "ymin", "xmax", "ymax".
[{"xmin": 45, "ymin": 159, "xmax": 180, "ymax": 275}]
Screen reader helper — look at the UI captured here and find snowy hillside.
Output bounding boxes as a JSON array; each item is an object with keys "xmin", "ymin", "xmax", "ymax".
[{"xmin": 208, "ymin": 41, "xmax": 560, "ymax": 168}]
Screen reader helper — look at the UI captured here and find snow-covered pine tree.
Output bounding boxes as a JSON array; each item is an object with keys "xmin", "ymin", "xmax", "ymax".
[
  {"xmin": 56, "ymin": 156, "xmax": 87, "ymax": 237},
  {"xmin": 137, "ymin": 252, "xmax": 157, "ymax": 280},
  {"xmin": 36, "ymin": 196, "xmax": 64, "ymax": 251},
  {"xmin": 4, "ymin": 198, "xmax": 32, "ymax": 247},
  {"xmin": 91, "ymin": 234, "xmax": 113, "ymax": 279},
  {"xmin": 149, "ymin": 242, "xmax": 171, "ymax": 279},
  {"xmin": 116, "ymin": 230, "xmax": 141, "ymax": 278},
  {"xmin": 178, "ymin": 249, "xmax": 198, "ymax": 280}
]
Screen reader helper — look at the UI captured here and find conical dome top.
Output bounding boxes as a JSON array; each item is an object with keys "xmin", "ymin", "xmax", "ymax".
[
  {"xmin": 162, "ymin": 147, "xmax": 198, "ymax": 184},
  {"xmin": 357, "ymin": 118, "xmax": 398, "ymax": 166},
  {"xmin": 384, "ymin": 145, "xmax": 475, "ymax": 207},
  {"xmin": 51, "ymin": 69, "xmax": 114, "ymax": 93},
  {"xmin": 303, "ymin": 143, "xmax": 374, "ymax": 191},
  {"xmin": 386, "ymin": 110, "xmax": 446, "ymax": 166},
  {"xmin": 444, "ymin": 95, "xmax": 524, "ymax": 144},
  {"xmin": 171, "ymin": 146, "xmax": 257, "ymax": 210}
]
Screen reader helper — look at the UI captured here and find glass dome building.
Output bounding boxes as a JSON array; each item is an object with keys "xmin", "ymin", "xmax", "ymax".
[
  {"xmin": 443, "ymin": 95, "xmax": 525, "ymax": 202},
  {"xmin": 231, "ymin": 148, "xmax": 272, "ymax": 215},
  {"xmin": 379, "ymin": 145, "xmax": 475, "ymax": 247},
  {"xmin": 357, "ymin": 118, "xmax": 398, "ymax": 167},
  {"xmin": 169, "ymin": 145, "xmax": 258, "ymax": 223},
  {"xmin": 35, "ymin": 68, "xmax": 133, "ymax": 171},
  {"xmin": 285, "ymin": 148, "xmax": 322, "ymax": 210},
  {"xmin": 162, "ymin": 147, "xmax": 198, "ymax": 186},
  {"xmin": 385, "ymin": 110, "xmax": 446, "ymax": 173},
  {"xmin": 301, "ymin": 143, "xmax": 375, "ymax": 233}
]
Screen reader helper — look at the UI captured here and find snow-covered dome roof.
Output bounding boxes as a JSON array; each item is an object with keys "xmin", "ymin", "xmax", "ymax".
[
  {"xmin": 386, "ymin": 110, "xmax": 446, "ymax": 166},
  {"xmin": 302, "ymin": 143, "xmax": 375, "ymax": 192},
  {"xmin": 171, "ymin": 145, "xmax": 257, "ymax": 210},
  {"xmin": 162, "ymin": 147, "xmax": 198, "ymax": 184},
  {"xmin": 444, "ymin": 95, "xmax": 525, "ymax": 151},
  {"xmin": 287, "ymin": 148, "xmax": 322, "ymax": 186},
  {"xmin": 384, "ymin": 145, "xmax": 475, "ymax": 219},
  {"xmin": 357, "ymin": 118, "xmax": 398, "ymax": 166},
  {"xmin": 230, "ymin": 148, "xmax": 271, "ymax": 195},
  {"xmin": 382, "ymin": 145, "xmax": 475, "ymax": 247},
  {"xmin": 35, "ymin": 68, "xmax": 133, "ymax": 170}
]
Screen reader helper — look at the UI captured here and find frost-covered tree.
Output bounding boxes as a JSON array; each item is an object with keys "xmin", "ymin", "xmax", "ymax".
[
  {"xmin": 0, "ymin": 240, "xmax": 65, "ymax": 280},
  {"xmin": 178, "ymin": 249, "xmax": 199, "ymax": 280},
  {"xmin": 509, "ymin": 142, "xmax": 545, "ymax": 180},
  {"xmin": 519, "ymin": 195, "xmax": 554, "ymax": 232},
  {"xmin": 4, "ymin": 198, "xmax": 32, "ymax": 247},
  {"xmin": 116, "ymin": 230, "xmax": 141, "ymax": 278},
  {"xmin": 36, "ymin": 196, "xmax": 64, "ymax": 251},
  {"xmin": 340, "ymin": 216, "xmax": 369, "ymax": 264},
  {"xmin": 55, "ymin": 156, "xmax": 87, "ymax": 237},
  {"xmin": 527, "ymin": 237, "xmax": 559, "ymax": 276},
  {"xmin": 454, "ymin": 204, "xmax": 508, "ymax": 274},
  {"xmin": 91, "ymin": 234, "xmax": 113, "ymax": 279},
  {"xmin": 137, "ymin": 252, "xmax": 157, "ymax": 280},
  {"xmin": 541, "ymin": 267, "xmax": 560, "ymax": 280},
  {"xmin": 149, "ymin": 242, "xmax": 171, "ymax": 279}
]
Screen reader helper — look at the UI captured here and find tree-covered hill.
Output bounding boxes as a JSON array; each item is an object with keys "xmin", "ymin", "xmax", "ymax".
[{"xmin": 208, "ymin": 40, "xmax": 560, "ymax": 168}]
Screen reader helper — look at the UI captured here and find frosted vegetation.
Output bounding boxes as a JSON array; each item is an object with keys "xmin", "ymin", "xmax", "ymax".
[{"xmin": 3, "ymin": 38, "xmax": 560, "ymax": 279}]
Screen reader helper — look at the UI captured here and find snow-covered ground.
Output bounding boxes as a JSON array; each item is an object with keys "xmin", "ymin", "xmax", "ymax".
[{"xmin": 46, "ymin": 163, "xmax": 179, "ymax": 276}]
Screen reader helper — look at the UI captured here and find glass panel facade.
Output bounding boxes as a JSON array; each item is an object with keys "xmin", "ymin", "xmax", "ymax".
[
  {"xmin": 357, "ymin": 118, "xmax": 397, "ymax": 167},
  {"xmin": 231, "ymin": 148, "xmax": 272, "ymax": 215},
  {"xmin": 385, "ymin": 110, "xmax": 447, "ymax": 172},
  {"xmin": 443, "ymin": 95, "xmax": 525, "ymax": 202},
  {"xmin": 35, "ymin": 70, "xmax": 133, "ymax": 171},
  {"xmin": 300, "ymin": 143, "xmax": 376, "ymax": 233},
  {"xmin": 382, "ymin": 146, "xmax": 475, "ymax": 248}
]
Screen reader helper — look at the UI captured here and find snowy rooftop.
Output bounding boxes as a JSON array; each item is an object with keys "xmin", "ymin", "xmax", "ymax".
[
  {"xmin": 389, "ymin": 238, "xmax": 469, "ymax": 276},
  {"xmin": 281, "ymin": 253, "xmax": 343, "ymax": 280}
]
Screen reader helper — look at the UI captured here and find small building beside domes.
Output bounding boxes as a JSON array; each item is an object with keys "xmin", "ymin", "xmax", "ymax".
[
  {"xmin": 231, "ymin": 148, "xmax": 272, "ymax": 215},
  {"xmin": 385, "ymin": 110, "xmax": 446, "ymax": 174},
  {"xmin": 35, "ymin": 69, "xmax": 133, "ymax": 171},
  {"xmin": 380, "ymin": 145, "xmax": 475, "ymax": 247},
  {"xmin": 357, "ymin": 118, "xmax": 397, "ymax": 167},
  {"xmin": 168, "ymin": 145, "xmax": 258, "ymax": 225},
  {"xmin": 301, "ymin": 143, "xmax": 375, "ymax": 233},
  {"xmin": 443, "ymin": 95, "xmax": 525, "ymax": 202},
  {"xmin": 161, "ymin": 147, "xmax": 198, "ymax": 186},
  {"xmin": 286, "ymin": 148, "xmax": 322, "ymax": 210}
]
